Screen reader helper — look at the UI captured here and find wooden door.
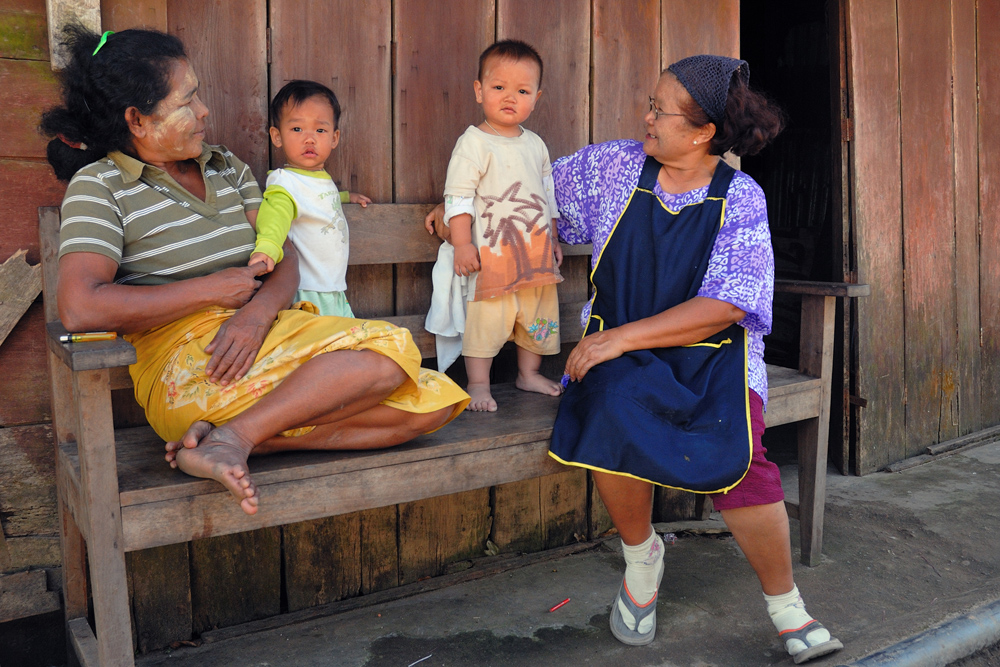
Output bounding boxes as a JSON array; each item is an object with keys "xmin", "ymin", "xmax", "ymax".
[{"xmin": 845, "ymin": 0, "xmax": 987, "ymax": 473}]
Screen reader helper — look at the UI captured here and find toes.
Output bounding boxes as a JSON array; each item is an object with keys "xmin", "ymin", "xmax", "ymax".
[
  {"xmin": 181, "ymin": 420, "xmax": 215, "ymax": 449},
  {"xmin": 240, "ymin": 497, "xmax": 259, "ymax": 515}
]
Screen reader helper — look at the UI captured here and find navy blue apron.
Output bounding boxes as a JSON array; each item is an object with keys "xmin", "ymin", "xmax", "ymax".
[{"xmin": 549, "ymin": 156, "xmax": 752, "ymax": 494}]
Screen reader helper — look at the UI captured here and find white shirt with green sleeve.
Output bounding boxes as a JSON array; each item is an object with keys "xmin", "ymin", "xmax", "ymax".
[{"xmin": 253, "ymin": 167, "xmax": 351, "ymax": 292}]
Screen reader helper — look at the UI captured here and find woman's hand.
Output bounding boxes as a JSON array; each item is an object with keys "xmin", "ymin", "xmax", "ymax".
[
  {"xmin": 203, "ymin": 240, "xmax": 300, "ymax": 384},
  {"xmin": 564, "ymin": 328, "xmax": 627, "ymax": 382},
  {"xmin": 209, "ymin": 264, "xmax": 268, "ymax": 309},
  {"xmin": 204, "ymin": 300, "xmax": 271, "ymax": 385}
]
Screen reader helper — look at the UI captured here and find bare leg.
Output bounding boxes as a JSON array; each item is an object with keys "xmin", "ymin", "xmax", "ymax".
[
  {"xmin": 515, "ymin": 346, "xmax": 563, "ymax": 397},
  {"xmin": 166, "ymin": 349, "xmax": 409, "ymax": 514},
  {"xmin": 720, "ymin": 501, "xmax": 794, "ymax": 595},
  {"xmin": 592, "ymin": 471, "xmax": 654, "ymax": 546},
  {"xmin": 253, "ymin": 404, "xmax": 454, "ymax": 454},
  {"xmin": 465, "ymin": 355, "xmax": 497, "ymax": 412}
]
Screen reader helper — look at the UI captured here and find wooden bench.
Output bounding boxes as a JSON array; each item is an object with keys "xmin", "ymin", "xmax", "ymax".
[{"xmin": 39, "ymin": 204, "xmax": 868, "ymax": 667}]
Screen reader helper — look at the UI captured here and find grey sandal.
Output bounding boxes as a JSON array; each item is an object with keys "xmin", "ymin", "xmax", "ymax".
[
  {"xmin": 781, "ymin": 620, "xmax": 844, "ymax": 664},
  {"xmin": 609, "ymin": 580, "xmax": 658, "ymax": 646}
]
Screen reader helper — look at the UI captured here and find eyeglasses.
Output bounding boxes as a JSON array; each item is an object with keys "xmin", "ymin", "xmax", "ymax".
[{"xmin": 648, "ymin": 97, "xmax": 685, "ymax": 120}]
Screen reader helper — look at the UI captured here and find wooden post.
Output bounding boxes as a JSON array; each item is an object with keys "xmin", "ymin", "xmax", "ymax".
[
  {"xmin": 45, "ymin": 0, "xmax": 100, "ymax": 70},
  {"xmin": 72, "ymin": 367, "xmax": 133, "ymax": 666},
  {"xmin": 796, "ymin": 294, "xmax": 836, "ymax": 566}
]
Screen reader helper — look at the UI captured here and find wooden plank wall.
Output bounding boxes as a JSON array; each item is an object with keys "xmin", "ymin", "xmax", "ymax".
[
  {"xmin": 847, "ymin": 0, "xmax": 991, "ymax": 473},
  {"xmin": 0, "ymin": 0, "xmax": 65, "ymax": 615},
  {"xmin": 981, "ymin": 1, "xmax": 1000, "ymax": 425}
]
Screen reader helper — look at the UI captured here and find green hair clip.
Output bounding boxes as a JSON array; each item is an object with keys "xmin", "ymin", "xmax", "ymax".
[{"xmin": 92, "ymin": 30, "xmax": 114, "ymax": 56}]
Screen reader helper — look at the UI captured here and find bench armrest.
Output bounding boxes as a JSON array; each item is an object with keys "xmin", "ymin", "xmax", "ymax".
[
  {"xmin": 46, "ymin": 321, "xmax": 137, "ymax": 371},
  {"xmin": 774, "ymin": 279, "xmax": 871, "ymax": 298}
]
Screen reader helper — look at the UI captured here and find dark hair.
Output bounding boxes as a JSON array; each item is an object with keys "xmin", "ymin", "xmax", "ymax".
[
  {"xmin": 39, "ymin": 25, "xmax": 187, "ymax": 181},
  {"xmin": 477, "ymin": 39, "xmax": 543, "ymax": 88},
  {"xmin": 270, "ymin": 80, "xmax": 341, "ymax": 129},
  {"xmin": 675, "ymin": 73, "xmax": 785, "ymax": 157}
]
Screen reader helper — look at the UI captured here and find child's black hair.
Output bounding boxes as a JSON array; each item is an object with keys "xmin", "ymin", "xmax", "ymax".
[
  {"xmin": 477, "ymin": 39, "xmax": 543, "ymax": 87},
  {"xmin": 270, "ymin": 80, "xmax": 341, "ymax": 129}
]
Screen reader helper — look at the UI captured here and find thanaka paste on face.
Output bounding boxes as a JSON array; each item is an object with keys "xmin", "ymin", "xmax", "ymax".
[{"xmin": 146, "ymin": 62, "xmax": 203, "ymax": 157}]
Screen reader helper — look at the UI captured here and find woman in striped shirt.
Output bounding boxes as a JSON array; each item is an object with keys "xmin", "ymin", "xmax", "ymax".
[{"xmin": 41, "ymin": 26, "xmax": 470, "ymax": 516}]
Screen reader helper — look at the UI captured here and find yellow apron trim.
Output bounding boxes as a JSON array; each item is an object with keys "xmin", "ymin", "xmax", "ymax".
[{"xmin": 683, "ymin": 337, "xmax": 732, "ymax": 349}]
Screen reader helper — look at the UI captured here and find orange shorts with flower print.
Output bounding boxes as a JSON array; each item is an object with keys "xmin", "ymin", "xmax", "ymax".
[
  {"xmin": 462, "ymin": 284, "xmax": 560, "ymax": 358},
  {"xmin": 125, "ymin": 303, "xmax": 470, "ymax": 443}
]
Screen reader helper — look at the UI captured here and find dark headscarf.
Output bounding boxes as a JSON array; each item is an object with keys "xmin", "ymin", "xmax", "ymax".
[{"xmin": 667, "ymin": 55, "xmax": 750, "ymax": 126}]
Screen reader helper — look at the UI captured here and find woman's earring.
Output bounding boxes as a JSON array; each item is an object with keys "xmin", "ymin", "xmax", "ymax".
[{"xmin": 693, "ymin": 140, "xmax": 698, "ymax": 145}]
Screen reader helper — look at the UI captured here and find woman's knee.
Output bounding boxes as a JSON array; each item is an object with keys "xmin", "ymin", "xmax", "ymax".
[
  {"xmin": 408, "ymin": 406, "xmax": 453, "ymax": 437},
  {"xmin": 364, "ymin": 352, "xmax": 408, "ymax": 393}
]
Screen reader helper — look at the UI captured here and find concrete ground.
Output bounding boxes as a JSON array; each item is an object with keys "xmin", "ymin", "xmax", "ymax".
[{"xmin": 138, "ymin": 441, "xmax": 1000, "ymax": 667}]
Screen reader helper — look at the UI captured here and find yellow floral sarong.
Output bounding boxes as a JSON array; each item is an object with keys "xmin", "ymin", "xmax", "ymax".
[{"xmin": 125, "ymin": 303, "xmax": 470, "ymax": 442}]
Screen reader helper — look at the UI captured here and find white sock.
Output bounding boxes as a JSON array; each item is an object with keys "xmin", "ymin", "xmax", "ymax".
[
  {"xmin": 764, "ymin": 585, "xmax": 832, "ymax": 656},
  {"xmin": 622, "ymin": 530, "xmax": 664, "ymax": 606}
]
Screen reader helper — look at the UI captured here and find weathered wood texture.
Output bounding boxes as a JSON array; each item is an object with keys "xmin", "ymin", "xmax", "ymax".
[
  {"xmin": 100, "ymin": 0, "xmax": 166, "ymax": 32},
  {"xmin": 167, "ymin": 0, "xmax": 268, "ymax": 183},
  {"xmin": 898, "ymin": 0, "xmax": 959, "ymax": 455},
  {"xmin": 45, "ymin": 0, "xmax": 99, "ymax": 69},
  {"xmin": 497, "ymin": 0, "xmax": 590, "ymax": 160},
  {"xmin": 979, "ymin": 1, "xmax": 1000, "ymax": 425},
  {"xmin": 394, "ymin": 0, "xmax": 493, "ymax": 203},
  {"xmin": 592, "ymin": 0, "xmax": 660, "ymax": 144},
  {"xmin": 845, "ymin": 0, "xmax": 905, "ymax": 473},
  {"xmin": 189, "ymin": 528, "xmax": 281, "ymax": 634},
  {"xmin": 0, "ymin": 569, "xmax": 60, "ymax": 622},
  {"xmin": 0, "ymin": 159, "xmax": 66, "ymax": 263},
  {"xmin": 0, "ymin": 0, "xmax": 49, "ymax": 61},
  {"xmin": 0, "ymin": 424, "xmax": 58, "ymax": 571},
  {"xmin": 951, "ymin": 0, "xmax": 981, "ymax": 437},
  {"xmin": 0, "ymin": 59, "xmax": 60, "ymax": 158},
  {"xmin": 660, "ymin": 0, "xmax": 739, "ymax": 64},
  {"xmin": 269, "ymin": 0, "xmax": 392, "ymax": 201},
  {"xmin": 847, "ymin": 0, "xmax": 996, "ymax": 470},
  {"xmin": 0, "ymin": 250, "xmax": 42, "ymax": 348},
  {"xmin": 0, "ymin": 305, "xmax": 52, "ymax": 426},
  {"xmin": 126, "ymin": 543, "xmax": 191, "ymax": 653}
]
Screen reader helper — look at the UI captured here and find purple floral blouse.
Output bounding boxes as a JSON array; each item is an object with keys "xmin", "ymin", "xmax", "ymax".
[{"xmin": 553, "ymin": 140, "xmax": 775, "ymax": 407}]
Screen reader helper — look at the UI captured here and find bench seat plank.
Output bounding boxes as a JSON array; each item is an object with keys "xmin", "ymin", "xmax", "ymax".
[
  {"xmin": 62, "ymin": 384, "xmax": 561, "ymax": 507},
  {"xmin": 59, "ymin": 366, "xmax": 824, "ymax": 551}
]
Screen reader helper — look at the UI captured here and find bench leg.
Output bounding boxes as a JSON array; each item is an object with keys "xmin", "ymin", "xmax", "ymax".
[
  {"xmin": 73, "ymin": 369, "xmax": 135, "ymax": 667},
  {"xmin": 797, "ymin": 417, "xmax": 828, "ymax": 567},
  {"xmin": 59, "ymin": 498, "xmax": 89, "ymax": 667}
]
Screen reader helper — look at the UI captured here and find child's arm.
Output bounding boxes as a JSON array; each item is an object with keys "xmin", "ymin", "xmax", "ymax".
[
  {"xmin": 251, "ymin": 185, "xmax": 298, "ymax": 273},
  {"xmin": 341, "ymin": 191, "xmax": 372, "ymax": 208},
  {"xmin": 449, "ymin": 213, "xmax": 480, "ymax": 276}
]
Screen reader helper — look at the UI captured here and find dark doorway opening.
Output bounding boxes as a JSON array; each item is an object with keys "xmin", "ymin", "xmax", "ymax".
[{"xmin": 741, "ymin": 0, "xmax": 837, "ymax": 466}]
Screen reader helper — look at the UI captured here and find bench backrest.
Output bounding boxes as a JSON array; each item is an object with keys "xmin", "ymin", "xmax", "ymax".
[{"xmin": 38, "ymin": 204, "xmax": 593, "ymax": 391}]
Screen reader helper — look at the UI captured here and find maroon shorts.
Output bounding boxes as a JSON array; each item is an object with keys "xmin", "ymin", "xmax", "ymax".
[{"xmin": 709, "ymin": 389, "xmax": 785, "ymax": 510}]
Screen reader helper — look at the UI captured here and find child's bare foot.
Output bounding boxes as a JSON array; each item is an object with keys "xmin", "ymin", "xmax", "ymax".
[
  {"xmin": 165, "ymin": 421, "xmax": 259, "ymax": 515},
  {"xmin": 516, "ymin": 370, "xmax": 564, "ymax": 397},
  {"xmin": 466, "ymin": 382, "xmax": 498, "ymax": 412}
]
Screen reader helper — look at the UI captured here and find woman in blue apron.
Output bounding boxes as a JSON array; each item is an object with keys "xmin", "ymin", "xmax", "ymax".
[{"xmin": 549, "ymin": 56, "xmax": 843, "ymax": 663}]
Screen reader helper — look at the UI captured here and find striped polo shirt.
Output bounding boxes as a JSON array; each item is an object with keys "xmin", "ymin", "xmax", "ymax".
[{"xmin": 59, "ymin": 144, "xmax": 263, "ymax": 285}]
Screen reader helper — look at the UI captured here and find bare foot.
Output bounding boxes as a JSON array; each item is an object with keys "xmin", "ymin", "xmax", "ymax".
[
  {"xmin": 516, "ymin": 370, "xmax": 564, "ymax": 397},
  {"xmin": 465, "ymin": 382, "xmax": 498, "ymax": 412},
  {"xmin": 165, "ymin": 420, "xmax": 215, "ymax": 467},
  {"xmin": 167, "ymin": 422, "xmax": 260, "ymax": 515}
]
